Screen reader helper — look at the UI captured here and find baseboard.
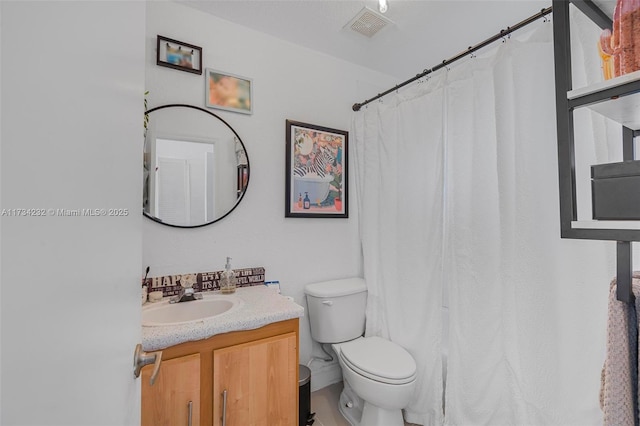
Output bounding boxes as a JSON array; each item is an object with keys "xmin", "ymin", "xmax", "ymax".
[{"xmin": 309, "ymin": 360, "xmax": 343, "ymax": 392}]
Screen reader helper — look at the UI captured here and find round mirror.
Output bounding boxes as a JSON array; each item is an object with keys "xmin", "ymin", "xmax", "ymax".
[{"xmin": 143, "ymin": 104, "xmax": 250, "ymax": 228}]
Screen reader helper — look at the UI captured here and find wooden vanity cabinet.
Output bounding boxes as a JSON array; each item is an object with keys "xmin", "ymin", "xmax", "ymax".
[
  {"xmin": 142, "ymin": 318, "xmax": 299, "ymax": 426},
  {"xmin": 141, "ymin": 353, "xmax": 201, "ymax": 426},
  {"xmin": 212, "ymin": 333, "xmax": 297, "ymax": 426}
]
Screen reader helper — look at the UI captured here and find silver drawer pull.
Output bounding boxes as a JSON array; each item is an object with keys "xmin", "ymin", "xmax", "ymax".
[
  {"xmin": 188, "ymin": 400, "xmax": 193, "ymax": 426},
  {"xmin": 222, "ymin": 389, "xmax": 228, "ymax": 426}
]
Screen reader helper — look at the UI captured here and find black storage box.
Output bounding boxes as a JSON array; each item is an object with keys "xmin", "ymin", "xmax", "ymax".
[{"xmin": 591, "ymin": 160, "xmax": 640, "ymax": 220}]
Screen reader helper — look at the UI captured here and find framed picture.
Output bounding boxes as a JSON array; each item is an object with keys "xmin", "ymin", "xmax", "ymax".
[
  {"xmin": 285, "ymin": 120, "xmax": 348, "ymax": 218},
  {"xmin": 156, "ymin": 36, "xmax": 202, "ymax": 75},
  {"xmin": 205, "ymin": 68, "xmax": 253, "ymax": 115}
]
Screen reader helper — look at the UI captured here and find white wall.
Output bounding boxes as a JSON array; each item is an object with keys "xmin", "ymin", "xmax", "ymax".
[
  {"xmin": 1, "ymin": 2, "xmax": 145, "ymax": 424},
  {"xmin": 144, "ymin": 1, "xmax": 395, "ymax": 388}
]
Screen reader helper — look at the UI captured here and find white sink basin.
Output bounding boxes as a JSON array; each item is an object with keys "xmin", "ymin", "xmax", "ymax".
[{"xmin": 143, "ymin": 294, "xmax": 243, "ymax": 326}]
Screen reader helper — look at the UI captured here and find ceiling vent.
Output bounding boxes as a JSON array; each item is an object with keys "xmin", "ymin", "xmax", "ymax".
[{"xmin": 346, "ymin": 7, "xmax": 393, "ymax": 38}]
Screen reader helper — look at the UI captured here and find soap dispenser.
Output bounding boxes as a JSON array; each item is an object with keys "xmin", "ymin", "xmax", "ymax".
[{"xmin": 220, "ymin": 257, "xmax": 237, "ymax": 294}]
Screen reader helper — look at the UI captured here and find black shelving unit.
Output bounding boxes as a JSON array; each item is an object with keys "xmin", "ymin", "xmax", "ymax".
[{"xmin": 552, "ymin": 0, "xmax": 640, "ymax": 302}]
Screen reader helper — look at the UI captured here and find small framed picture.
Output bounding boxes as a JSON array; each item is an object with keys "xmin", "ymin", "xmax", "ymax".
[
  {"xmin": 156, "ymin": 35, "xmax": 202, "ymax": 75},
  {"xmin": 205, "ymin": 68, "xmax": 253, "ymax": 115},
  {"xmin": 285, "ymin": 120, "xmax": 348, "ymax": 218}
]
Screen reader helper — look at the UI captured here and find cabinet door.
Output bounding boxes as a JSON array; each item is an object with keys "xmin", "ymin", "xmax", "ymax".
[
  {"xmin": 213, "ymin": 332, "xmax": 297, "ymax": 426},
  {"xmin": 142, "ymin": 353, "xmax": 200, "ymax": 426}
]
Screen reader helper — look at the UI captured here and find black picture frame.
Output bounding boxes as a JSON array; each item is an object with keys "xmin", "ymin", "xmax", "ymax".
[
  {"xmin": 156, "ymin": 35, "xmax": 202, "ymax": 75},
  {"xmin": 285, "ymin": 120, "xmax": 348, "ymax": 218}
]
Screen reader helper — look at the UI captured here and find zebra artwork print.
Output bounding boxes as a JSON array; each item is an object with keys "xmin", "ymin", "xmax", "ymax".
[{"xmin": 293, "ymin": 145, "xmax": 336, "ymax": 178}]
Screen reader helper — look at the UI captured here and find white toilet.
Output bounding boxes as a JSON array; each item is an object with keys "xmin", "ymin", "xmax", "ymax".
[{"xmin": 305, "ymin": 278, "xmax": 416, "ymax": 426}]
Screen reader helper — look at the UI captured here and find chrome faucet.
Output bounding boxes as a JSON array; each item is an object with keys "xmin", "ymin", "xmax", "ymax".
[{"xmin": 169, "ymin": 286, "xmax": 203, "ymax": 303}]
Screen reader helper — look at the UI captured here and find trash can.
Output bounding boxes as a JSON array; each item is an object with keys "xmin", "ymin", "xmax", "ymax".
[{"xmin": 299, "ymin": 365, "xmax": 315, "ymax": 426}]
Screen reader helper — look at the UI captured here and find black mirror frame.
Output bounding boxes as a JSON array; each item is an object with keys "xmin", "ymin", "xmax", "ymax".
[{"xmin": 143, "ymin": 104, "xmax": 250, "ymax": 229}]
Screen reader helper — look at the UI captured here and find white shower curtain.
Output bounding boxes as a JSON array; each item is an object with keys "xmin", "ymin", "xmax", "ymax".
[
  {"xmin": 353, "ymin": 74, "xmax": 447, "ymax": 425},
  {"xmin": 353, "ymin": 11, "xmax": 626, "ymax": 426}
]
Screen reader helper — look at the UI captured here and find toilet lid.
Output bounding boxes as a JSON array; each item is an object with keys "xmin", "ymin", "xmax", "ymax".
[{"xmin": 339, "ymin": 336, "xmax": 416, "ymax": 385}]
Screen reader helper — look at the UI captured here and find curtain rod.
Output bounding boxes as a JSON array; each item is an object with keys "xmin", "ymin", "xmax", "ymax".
[{"xmin": 352, "ymin": 6, "xmax": 553, "ymax": 112}]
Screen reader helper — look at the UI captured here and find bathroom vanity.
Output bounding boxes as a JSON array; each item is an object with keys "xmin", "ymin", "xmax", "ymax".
[{"xmin": 140, "ymin": 286, "xmax": 303, "ymax": 426}]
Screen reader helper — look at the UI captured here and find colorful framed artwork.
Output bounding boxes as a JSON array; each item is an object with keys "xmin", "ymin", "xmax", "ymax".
[
  {"xmin": 156, "ymin": 35, "xmax": 202, "ymax": 75},
  {"xmin": 205, "ymin": 68, "xmax": 253, "ymax": 115},
  {"xmin": 285, "ymin": 120, "xmax": 348, "ymax": 218}
]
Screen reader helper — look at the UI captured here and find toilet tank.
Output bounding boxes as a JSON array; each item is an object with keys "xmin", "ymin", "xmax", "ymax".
[{"xmin": 304, "ymin": 277, "xmax": 367, "ymax": 344}]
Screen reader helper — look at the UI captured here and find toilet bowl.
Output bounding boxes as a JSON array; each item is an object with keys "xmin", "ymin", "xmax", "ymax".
[
  {"xmin": 333, "ymin": 337, "xmax": 416, "ymax": 426},
  {"xmin": 305, "ymin": 278, "xmax": 417, "ymax": 426}
]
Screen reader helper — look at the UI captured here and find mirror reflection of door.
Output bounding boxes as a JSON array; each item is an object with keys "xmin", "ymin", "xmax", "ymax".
[
  {"xmin": 153, "ymin": 138, "xmax": 215, "ymax": 226},
  {"xmin": 143, "ymin": 104, "xmax": 250, "ymax": 228}
]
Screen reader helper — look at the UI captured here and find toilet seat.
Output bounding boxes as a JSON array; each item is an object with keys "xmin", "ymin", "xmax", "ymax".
[{"xmin": 339, "ymin": 336, "xmax": 416, "ymax": 385}]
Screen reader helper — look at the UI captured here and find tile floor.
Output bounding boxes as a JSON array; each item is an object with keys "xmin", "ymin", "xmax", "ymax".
[{"xmin": 310, "ymin": 381, "xmax": 418, "ymax": 426}]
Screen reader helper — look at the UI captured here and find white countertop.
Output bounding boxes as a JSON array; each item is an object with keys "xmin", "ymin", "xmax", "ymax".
[{"xmin": 142, "ymin": 285, "xmax": 304, "ymax": 351}]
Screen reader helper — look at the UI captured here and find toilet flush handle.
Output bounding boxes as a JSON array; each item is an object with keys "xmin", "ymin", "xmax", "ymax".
[{"xmin": 322, "ymin": 300, "xmax": 333, "ymax": 306}]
